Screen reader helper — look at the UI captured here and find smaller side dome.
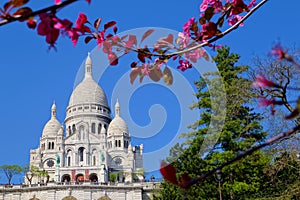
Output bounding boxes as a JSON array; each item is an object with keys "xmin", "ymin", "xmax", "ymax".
[
  {"xmin": 42, "ymin": 103, "xmax": 61, "ymax": 137},
  {"xmin": 107, "ymin": 100, "xmax": 129, "ymax": 136}
]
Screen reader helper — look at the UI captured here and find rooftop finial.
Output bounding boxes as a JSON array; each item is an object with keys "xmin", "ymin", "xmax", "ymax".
[
  {"xmin": 85, "ymin": 52, "xmax": 92, "ymax": 78},
  {"xmin": 115, "ymin": 99, "xmax": 120, "ymax": 116},
  {"xmin": 51, "ymin": 102, "xmax": 57, "ymax": 119}
]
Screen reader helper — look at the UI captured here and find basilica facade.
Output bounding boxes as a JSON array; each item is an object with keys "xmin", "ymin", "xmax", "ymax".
[{"xmin": 29, "ymin": 53, "xmax": 143, "ymax": 184}]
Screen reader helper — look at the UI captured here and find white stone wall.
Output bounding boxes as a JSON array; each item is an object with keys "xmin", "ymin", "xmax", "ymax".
[{"xmin": 0, "ymin": 184, "xmax": 151, "ymax": 200}]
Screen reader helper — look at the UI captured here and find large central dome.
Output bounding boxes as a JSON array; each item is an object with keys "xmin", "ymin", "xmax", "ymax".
[{"xmin": 68, "ymin": 53, "xmax": 108, "ymax": 108}]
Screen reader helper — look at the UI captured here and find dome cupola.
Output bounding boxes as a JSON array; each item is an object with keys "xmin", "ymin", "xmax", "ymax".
[
  {"xmin": 107, "ymin": 100, "xmax": 129, "ymax": 136},
  {"xmin": 67, "ymin": 53, "xmax": 109, "ymax": 108},
  {"xmin": 42, "ymin": 102, "xmax": 61, "ymax": 137}
]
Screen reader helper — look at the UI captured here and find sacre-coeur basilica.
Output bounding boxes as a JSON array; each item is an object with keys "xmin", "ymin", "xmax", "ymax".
[{"xmin": 0, "ymin": 53, "xmax": 160, "ymax": 200}]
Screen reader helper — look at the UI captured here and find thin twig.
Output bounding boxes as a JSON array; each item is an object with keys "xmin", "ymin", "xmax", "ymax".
[
  {"xmin": 183, "ymin": 124, "xmax": 300, "ymax": 188},
  {"xmin": 0, "ymin": 0, "xmax": 78, "ymax": 27},
  {"xmin": 121, "ymin": 0, "xmax": 269, "ymax": 58}
]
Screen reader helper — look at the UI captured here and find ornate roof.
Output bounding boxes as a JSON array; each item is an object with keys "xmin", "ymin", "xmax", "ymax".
[
  {"xmin": 68, "ymin": 53, "xmax": 108, "ymax": 108},
  {"xmin": 42, "ymin": 103, "xmax": 61, "ymax": 137},
  {"xmin": 107, "ymin": 100, "xmax": 129, "ymax": 136}
]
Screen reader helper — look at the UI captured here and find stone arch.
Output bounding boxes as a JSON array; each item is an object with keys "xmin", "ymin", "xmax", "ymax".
[
  {"xmin": 62, "ymin": 196, "xmax": 77, "ymax": 200},
  {"xmin": 89, "ymin": 173, "xmax": 98, "ymax": 182},
  {"xmin": 29, "ymin": 198, "xmax": 40, "ymax": 200},
  {"xmin": 75, "ymin": 173, "xmax": 84, "ymax": 182},
  {"xmin": 97, "ymin": 197, "xmax": 111, "ymax": 200},
  {"xmin": 61, "ymin": 174, "xmax": 71, "ymax": 182}
]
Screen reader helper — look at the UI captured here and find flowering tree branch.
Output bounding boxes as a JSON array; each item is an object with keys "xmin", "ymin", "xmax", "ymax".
[
  {"xmin": 0, "ymin": 0, "xmax": 78, "ymax": 27},
  {"xmin": 161, "ymin": 124, "xmax": 300, "ymax": 189}
]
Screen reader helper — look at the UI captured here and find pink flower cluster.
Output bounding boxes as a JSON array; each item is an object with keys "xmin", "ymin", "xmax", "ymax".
[{"xmin": 37, "ymin": 12, "xmax": 91, "ymax": 48}]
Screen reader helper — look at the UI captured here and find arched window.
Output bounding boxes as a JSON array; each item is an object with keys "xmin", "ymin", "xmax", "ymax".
[
  {"xmin": 48, "ymin": 142, "xmax": 51, "ymax": 149},
  {"xmin": 98, "ymin": 123, "xmax": 102, "ymax": 134},
  {"xmin": 91, "ymin": 123, "xmax": 96, "ymax": 133},
  {"xmin": 118, "ymin": 140, "xmax": 121, "ymax": 147},
  {"xmin": 67, "ymin": 150, "xmax": 72, "ymax": 166},
  {"xmin": 52, "ymin": 142, "xmax": 54, "ymax": 149},
  {"xmin": 78, "ymin": 147, "xmax": 84, "ymax": 162},
  {"xmin": 72, "ymin": 124, "xmax": 76, "ymax": 133},
  {"xmin": 68, "ymin": 126, "xmax": 71, "ymax": 135},
  {"xmin": 115, "ymin": 140, "xmax": 117, "ymax": 147},
  {"xmin": 78, "ymin": 126, "xmax": 84, "ymax": 140}
]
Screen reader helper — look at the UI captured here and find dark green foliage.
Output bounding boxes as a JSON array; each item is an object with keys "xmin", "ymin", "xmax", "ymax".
[{"xmin": 158, "ymin": 47, "xmax": 270, "ymax": 199}]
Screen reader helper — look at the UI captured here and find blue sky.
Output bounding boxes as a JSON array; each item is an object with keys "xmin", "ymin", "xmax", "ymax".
[{"xmin": 0, "ymin": 0, "xmax": 299, "ymax": 183}]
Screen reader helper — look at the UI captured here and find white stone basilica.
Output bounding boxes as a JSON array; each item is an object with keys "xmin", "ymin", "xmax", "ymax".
[{"xmin": 29, "ymin": 53, "xmax": 143, "ymax": 184}]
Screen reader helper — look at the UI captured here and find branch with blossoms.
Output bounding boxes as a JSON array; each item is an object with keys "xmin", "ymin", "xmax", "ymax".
[
  {"xmin": 0, "ymin": 0, "xmax": 270, "ymax": 80},
  {"xmin": 160, "ymin": 43, "xmax": 300, "ymax": 191},
  {"xmin": 79, "ymin": 0, "xmax": 269, "ymax": 85},
  {"xmin": 160, "ymin": 124, "xmax": 300, "ymax": 190}
]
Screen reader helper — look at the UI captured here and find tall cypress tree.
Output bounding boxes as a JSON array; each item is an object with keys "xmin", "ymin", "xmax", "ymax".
[{"xmin": 156, "ymin": 47, "xmax": 269, "ymax": 200}]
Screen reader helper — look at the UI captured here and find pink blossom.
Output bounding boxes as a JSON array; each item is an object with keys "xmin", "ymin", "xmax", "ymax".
[
  {"xmin": 201, "ymin": 22, "xmax": 217, "ymax": 40},
  {"xmin": 271, "ymin": 44, "xmax": 287, "ymax": 60},
  {"xmin": 108, "ymin": 52, "xmax": 118, "ymax": 66},
  {"xmin": 75, "ymin": 13, "xmax": 91, "ymax": 34},
  {"xmin": 177, "ymin": 32, "xmax": 190, "ymax": 48},
  {"xmin": 37, "ymin": 13, "xmax": 60, "ymax": 46},
  {"xmin": 185, "ymin": 49, "xmax": 205, "ymax": 63},
  {"xmin": 200, "ymin": 0, "xmax": 223, "ymax": 12},
  {"xmin": 252, "ymin": 75, "xmax": 279, "ymax": 88},
  {"xmin": 247, "ymin": 0, "xmax": 256, "ymax": 9},
  {"xmin": 154, "ymin": 58, "xmax": 165, "ymax": 69},
  {"xmin": 27, "ymin": 19, "xmax": 36, "ymax": 29},
  {"xmin": 183, "ymin": 17, "xmax": 195, "ymax": 35},
  {"xmin": 259, "ymin": 97, "xmax": 275, "ymax": 107},
  {"xmin": 97, "ymin": 31, "xmax": 105, "ymax": 49},
  {"xmin": 54, "ymin": 0, "xmax": 61, "ymax": 4},
  {"xmin": 231, "ymin": 0, "xmax": 248, "ymax": 15},
  {"xmin": 228, "ymin": 15, "xmax": 244, "ymax": 26},
  {"xmin": 177, "ymin": 60, "xmax": 192, "ymax": 72},
  {"xmin": 141, "ymin": 63, "xmax": 150, "ymax": 76}
]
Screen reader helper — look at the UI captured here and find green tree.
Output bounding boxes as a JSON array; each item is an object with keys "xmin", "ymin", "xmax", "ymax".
[
  {"xmin": 0, "ymin": 164, "xmax": 23, "ymax": 185},
  {"xmin": 157, "ymin": 47, "xmax": 270, "ymax": 199}
]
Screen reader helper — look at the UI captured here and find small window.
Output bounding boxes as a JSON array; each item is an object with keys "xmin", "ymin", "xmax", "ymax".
[
  {"xmin": 91, "ymin": 123, "xmax": 96, "ymax": 133},
  {"xmin": 79, "ymin": 147, "xmax": 84, "ymax": 162},
  {"xmin": 78, "ymin": 107, "xmax": 82, "ymax": 110},
  {"xmin": 84, "ymin": 106, "xmax": 89, "ymax": 109},
  {"xmin": 72, "ymin": 124, "xmax": 76, "ymax": 133},
  {"xmin": 118, "ymin": 140, "xmax": 121, "ymax": 147},
  {"xmin": 67, "ymin": 156, "xmax": 71, "ymax": 166},
  {"xmin": 98, "ymin": 124, "xmax": 102, "ymax": 134},
  {"xmin": 72, "ymin": 108, "xmax": 76, "ymax": 111},
  {"xmin": 115, "ymin": 140, "xmax": 117, "ymax": 147},
  {"xmin": 93, "ymin": 156, "xmax": 96, "ymax": 166},
  {"xmin": 91, "ymin": 106, "xmax": 96, "ymax": 109}
]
